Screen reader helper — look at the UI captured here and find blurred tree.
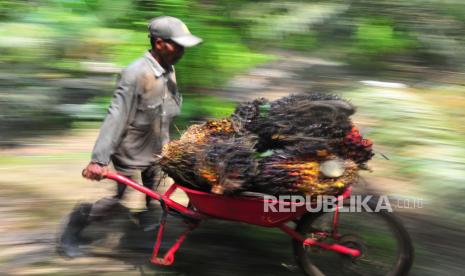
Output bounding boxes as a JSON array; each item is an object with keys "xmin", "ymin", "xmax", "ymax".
[
  {"xmin": 0, "ymin": 0, "xmax": 271, "ymax": 143},
  {"xmin": 234, "ymin": 0, "xmax": 465, "ymax": 68},
  {"xmin": 2, "ymin": 0, "xmax": 465, "ymax": 143}
]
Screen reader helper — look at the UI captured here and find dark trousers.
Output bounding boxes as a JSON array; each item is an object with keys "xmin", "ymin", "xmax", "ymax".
[
  {"xmin": 115, "ymin": 165, "xmax": 162, "ymax": 207},
  {"xmin": 59, "ymin": 166, "xmax": 162, "ymax": 252}
]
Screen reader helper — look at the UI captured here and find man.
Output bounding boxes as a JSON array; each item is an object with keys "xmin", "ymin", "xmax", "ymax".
[
  {"xmin": 84, "ymin": 15, "xmax": 201, "ymax": 204},
  {"xmin": 59, "ymin": 16, "xmax": 201, "ymax": 257}
]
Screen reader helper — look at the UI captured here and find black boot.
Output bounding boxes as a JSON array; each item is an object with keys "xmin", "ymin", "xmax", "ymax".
[{"xmin": 57, "ymin": 203, "xmax": 92, "ymax": 258}]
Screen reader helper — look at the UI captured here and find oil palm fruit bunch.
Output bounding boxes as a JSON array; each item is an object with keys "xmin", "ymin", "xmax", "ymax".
[
  {"xmin": 159, "ymin": 119, "xmax": 237, "ymax": 189},
  {"xmin": 231, "ymin": 98, "xmax": 269, "ymax": 133},
  {"xmin": 232, "ymin": 93, "xmax": 355, "ymax": 151},
  {"xmin": 251, "ymin": 151, "xmax": 304, "ymax": 195},
  {"xmin": 160, "ymin": 93, "xmax": 373, "ymax": 196},
  {"xmin": 195, "ymin": 136, "xmax": 258, "ymax": 195},
  {"xmin": 252, "ymin": 150, "xmax": 359, "ymax": 197}
]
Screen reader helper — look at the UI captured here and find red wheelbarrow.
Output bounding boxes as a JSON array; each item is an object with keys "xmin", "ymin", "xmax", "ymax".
[{"xmin": 103, "ymin": 172, "xmax": 413, "ymax": 276}]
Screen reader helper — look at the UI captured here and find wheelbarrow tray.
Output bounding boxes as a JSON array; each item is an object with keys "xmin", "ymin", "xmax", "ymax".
[{"xmin": 176, "ymin": 185, "xmax": 307, "ymax": 227}]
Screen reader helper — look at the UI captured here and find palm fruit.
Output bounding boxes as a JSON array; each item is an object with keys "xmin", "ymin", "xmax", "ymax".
[
  {"xmin": 232, "ymin": 93, "xmax": 355, "ymax": 151},
  {"xmin": 338, "ymin": 126, "xmax": 374, "ymax": 165},
  {"xmin": 159, "ymin": 119, "xmax": 238, "ymax": 190},
  {"xmin": 252, "ymin": 151, "xmax": 359, "ymax": 197},
  {"xmin": 195, "ymin": 136, "xmax": 258, "ymax": 195},
  {"xmin": 231, "ymin": 98, "xmax": 269, "ymax": 132},
  {"xmin": 251, "ymin": 151, "xmax": 303, "ymax": 195}
]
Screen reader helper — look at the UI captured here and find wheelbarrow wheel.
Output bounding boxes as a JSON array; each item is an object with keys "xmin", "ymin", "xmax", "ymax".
[{"xmin": 293, "ymin": 198, "xmax": 414, "ymax": 276}]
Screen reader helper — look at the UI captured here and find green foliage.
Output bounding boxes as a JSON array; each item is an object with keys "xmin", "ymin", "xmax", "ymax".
[
  {"xmin": 280, "ymin": 31, "xmax": 318, "ymax": 51},
  {"xmin": 185, "ymin": 94, "xmax": 236, "ymax": 119},
  {"xmin": 0, "ymin": 0, "xmax": 272, "ymax": 141},
  {"xmin": 347, "ymin": 18, "xmax": 415, "ymax": 68},
  {"xmin": 235, "ymin": 0, "xmax": 465, "ymax": 69},
  {"xmin": 0, "ymin": 0, "xmax": 272, "ymax": 87},
  {"xmin": 0, "ymin": 0, "xmax": 31, "ymax": 21},
  {"xmin": 3, "ymin": 0, "xmax": 465, "ymax": 77},
  {"xmin": 3, "ymin": 0, "xmax": 465, "ymax": 141},
  {"xmin": 353, "ymin": 19, "xmax": 413, "ymax": 55},
  {"xmin": 0, "ymin": 23, "xmax": 58, "ymax": 62},
  {"xmin": 173, "ymin": 94, "xmax": 236, "ymax": 136},
  {"xmin": 238, "ymin": 2, "xmax": 348, "ymax": 42}
]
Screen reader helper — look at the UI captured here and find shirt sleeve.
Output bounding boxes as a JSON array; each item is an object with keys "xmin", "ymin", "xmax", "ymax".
[{"xmin": 91, "ymin": 69, "xmax": 136, "ymax": 165}]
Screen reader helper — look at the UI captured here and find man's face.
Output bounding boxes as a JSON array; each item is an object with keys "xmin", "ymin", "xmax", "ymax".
[{"xmin": 155, "ymin": 38, "xmax": 185, "ymax": 66}]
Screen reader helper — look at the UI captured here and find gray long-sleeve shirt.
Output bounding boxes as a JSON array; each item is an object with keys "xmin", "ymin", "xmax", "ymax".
[{"xmin": 91, "ymin": 51, "xmax": 182, "ymax": 174}]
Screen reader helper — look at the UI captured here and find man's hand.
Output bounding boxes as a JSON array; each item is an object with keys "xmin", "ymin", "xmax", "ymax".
[{"xmin": 82, "ymin": 162, "xmax": 108, "ymax": 181}]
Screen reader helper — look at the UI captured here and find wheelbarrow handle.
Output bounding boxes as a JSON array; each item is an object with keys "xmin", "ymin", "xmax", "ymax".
[
  {"xmin": 81, "ymin": 165, "xmax": 108, "ymax": 180},
  {"xmin": 97, "ymin": 172, "xmax": 204, "ymax": 221}
]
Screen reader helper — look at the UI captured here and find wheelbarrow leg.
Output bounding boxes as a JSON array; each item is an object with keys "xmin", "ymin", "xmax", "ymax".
[{"xmin": 150, "ymin": 204, "xmax": 199, "ymax": 266}]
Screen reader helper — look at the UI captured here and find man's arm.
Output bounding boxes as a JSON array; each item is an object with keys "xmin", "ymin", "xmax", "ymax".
[{"xmin": 84, "ymin": 69, "xmax": 136, "ymax": 180}]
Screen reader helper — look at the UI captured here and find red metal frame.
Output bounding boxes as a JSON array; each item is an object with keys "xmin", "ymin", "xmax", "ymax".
[{"xmin": 103, "ymin": 172, "xmax": 360, "ymax": 265}]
